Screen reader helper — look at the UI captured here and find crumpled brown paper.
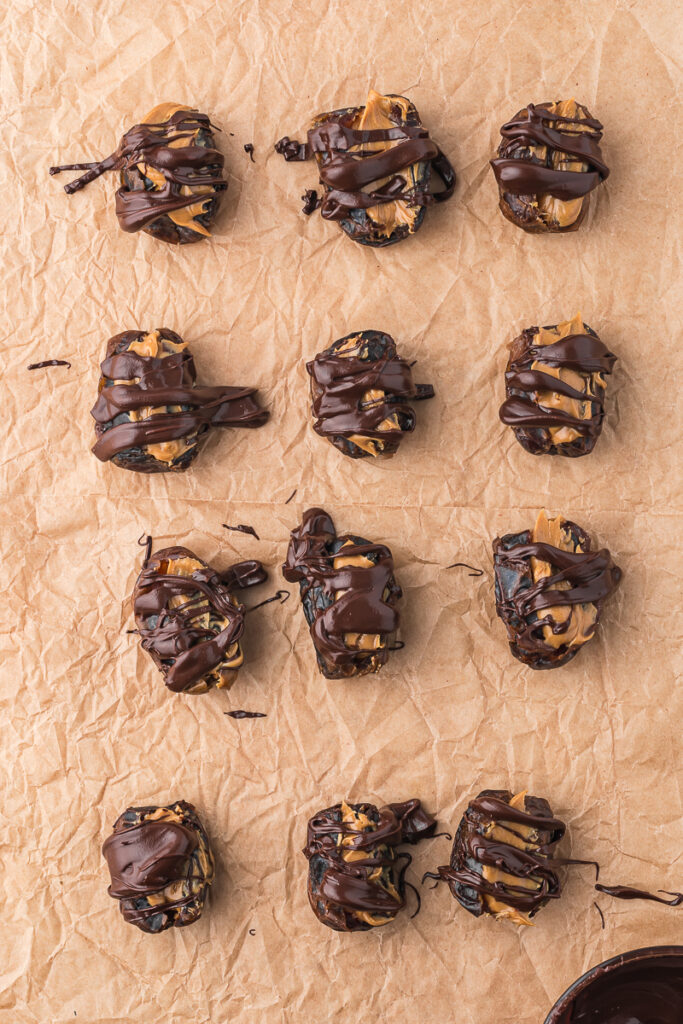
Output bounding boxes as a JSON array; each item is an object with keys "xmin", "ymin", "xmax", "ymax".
[{"xmin": 2, "ymin": 1, "xmax": 682, "ymax": 1021}]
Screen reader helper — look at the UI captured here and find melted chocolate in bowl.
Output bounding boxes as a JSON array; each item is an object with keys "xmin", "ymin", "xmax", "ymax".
[{"xmin": 543, "ymin": 946, "xmax": 683, "ymax": 1024}]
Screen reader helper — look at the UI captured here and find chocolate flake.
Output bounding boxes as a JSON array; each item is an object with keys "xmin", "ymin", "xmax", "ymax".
[
  {"xmin": 27, "ymin": 359, "xmax": 71, "ymax": 370},
  {"xmin": 301, "ymin": 189, "xmax": 319, "ymax": 215},
  {"xmin": 223, "ymin": 523, "xmax": 260, "ymax": 541}
]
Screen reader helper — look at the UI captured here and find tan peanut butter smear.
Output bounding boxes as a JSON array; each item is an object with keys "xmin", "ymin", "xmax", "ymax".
[
  {"xmin": 340, "ymin": 801, "xmax": 401, "ymax": 927},
  {"xmin": 351, "ymin": 91, "xmax": 421, "ymax": 238},
  {"xmin": 139, "ymin": 103, "xmax": 214, "ymax": 236},
  {"xmin": 531, "ymin": 313, "xmax": 604, "ymax": 443},
  {"xmin": 125, "ymin": 330, "xmax": 191, "ymax": 464},
  {"xmin": 333, "ymin": 334, "xmax": 399, "ymax": 455},
  {"xmin": 535, "ymin": 99, "xmax": 592, "ymax": 228},
  {"xmin": 531, "ymin": 510, "xmax": 597, "ymax": 650},
  {"xmin": 481, "ymin": 791, "xmax": 541, "ymax": 925}
]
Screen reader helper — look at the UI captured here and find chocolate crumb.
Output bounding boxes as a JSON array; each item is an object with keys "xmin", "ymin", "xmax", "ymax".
[
  {"xmin": 244, "ymin": 143, "xmax": 255, "ymax": 162},
  {"xmin": 446, "ymin": 562, "xmax": 484, "ymax": 577},
  {"xmin": 223, "ymin": 523, "xmax": 260, "ymax": 541},
  {"xmin": 28, "ymin": 359, "xmax": 71, "ymax": 370},
  {"xmin": 301, "ymin": 189, "xmax": 319, "ymax": 215},
  {"xmin": 225, "ymin": 711, "xmax": 267, "ymax": 719}
]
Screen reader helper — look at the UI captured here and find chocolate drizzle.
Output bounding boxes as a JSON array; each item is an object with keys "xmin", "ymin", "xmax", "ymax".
[
  {"xmin": 101, "ymin": 800, "xmax": 214, "ymax": 933},
  {"xmin": 91, "ymin": 329, "xmax": 268, "ymax": 473},
  {"xmin": 224, "ymin": 710, "xmax": 267, "ymax": 719},
  {"xmin": 275, "ymin": 90, "xmax": 455, "ymax": 246},
  {"xmin": 282, "ymin": 507, "xmax": 401, "ymax": 678},
  {"xmin": 133, "ymin": 544, "xmax": 267, "ymax": 694},
  {"xmin": 308, "ymin": 330, "xmax": 434, "ymax": 459},
  {"xmin": 490, "ymin": 100, "xmax": 609, "ymax": 233},
  {"xmin": 500, "ymin": 323, "xmax": 617, "ymax": 457},
  {"xmin": 492, "ymin": 103, "xmax": 608, "ymax": 198},
  {"xmin": 493, "ymin": 513, "xmax": 621, "ymax": 669},
  {"xmin": 50, "ymin": 104, "xmax": 227, "ymax": 243},
  {"xmin": 303, "ymin": 799, "xmax": 438, "ymax": 931},
  {"xmin": 223, "ymin": 523, "xmax": 260, "ymax": 541},
  {"xmin": 425, "ymin": 790, "xmax": 569, "ymax": 923}
]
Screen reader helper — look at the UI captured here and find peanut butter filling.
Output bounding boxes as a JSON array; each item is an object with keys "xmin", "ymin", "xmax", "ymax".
[
  {"xmin": 531, "ymin": 313, "xmax": 604, "ymax": 444},
  {"xmin": 351, "ymin": 90, "xmax": 421, "ymax": 238},
  {"xmin": 481, "ymin": 791, "xmax": 542, "ymax": 926},
  {"xmin": 333, "ymin": 540, "xmax": 386, "ymax": 653},
  {"xmin": 121, "ymin": 331, "xmax": 192, "ymax": 465},
  {"xmin": 530, "ymin": 510, "xmax": 597, "ymax": 650},
  {"xmin": 163, "ymin": 555, "xmax": 243, "ymax": 694},
  {"xmin": 139, "ymin": 103, "xmax": 215, "ymax": 236},
  {"xmin": 340, "ymin": 801, "xmax": 400, "ymax": 927},
  {"xmin": 335, "ymin": 334, "xmax": 399, "ymax": 456},
  {"xmin": 533, "ymin": 99, "xmax": 591, "ymax": 228}
]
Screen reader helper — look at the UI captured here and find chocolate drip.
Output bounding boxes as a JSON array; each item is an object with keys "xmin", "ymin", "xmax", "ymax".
[
  {"xmin": 92, "ymin": 329, "xmax": 268, "ymax": 470},
  {"xmin": 282, "ymin": 508, "xmax": 401, "ymax": 677},
  {"xmin": 308, "ymin": 331, "xmax": 434, "ymax": 459},
  {"xmin": 427, "ymin": 791, "xmax": 567, "ymax": 920},
  {"xmin": 500, "ymin": 327, "xmax": 617, "ymax": 456},
  {"xmin": 244, "ymin": 143, "xmax": 255, "ymax": 162},
  {"xmin": 27, "ymin": 358, "xmax": 71, "ymax": 370},
  {"xmin": 224, "ymin": 710, "xmax": 267, "ymax": 719},
  {"xmin": 133, "ymin": 545, "xmax": 267, "ymax": 693},
  {"xmin": 491, "ymin": 103, "xmax": 609, "ymax": 200},
  {"xmin": 595, "ymin": 883, "xmax": 683, "ymax": 906},
  {"xmin": 50, "ymin": 107, "xmax": 227, "ymax": 238},
  {"xmin": 304, "ymin": 799, "xmax": 438, "ymax": 931}
]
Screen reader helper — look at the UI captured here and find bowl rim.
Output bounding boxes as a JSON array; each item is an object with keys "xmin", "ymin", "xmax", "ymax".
[{"xmin": 543, "ymin": 944, "xmax": 683, "ymax": 1023}]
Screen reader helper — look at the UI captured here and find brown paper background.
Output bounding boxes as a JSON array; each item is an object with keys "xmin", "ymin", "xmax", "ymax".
[{"xmin": 2, "ymin": 1, "xmax": 682, "ymax": 1021}]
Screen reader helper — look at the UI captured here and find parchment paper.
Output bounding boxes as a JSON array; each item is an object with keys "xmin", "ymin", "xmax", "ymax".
[{"xmin": 2, "ymin": 1, "xmax": 681, "ymax": 1021}]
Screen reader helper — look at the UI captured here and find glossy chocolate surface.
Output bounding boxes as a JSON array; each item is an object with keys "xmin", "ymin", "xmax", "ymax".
[
  {"xmin": 545, "ymin": 947, "xmax": 683, "ymax": 1024},
  {"xmin": 304, "ymin": 799, "xmax": 438, "ymax": 931},
  {"xmin": 102, "ymin": 800, "xmax": 214, "ymax": 933},
  {"xmin": 275, "ymin": 91, "xmax": 454, "ymax": 246},
  {"xmin": 282, "ymin": 507, "xmax": 401, "ymax": 678},
  {"xmin": 133, "ymin": 544, "xmax": 267, "ymax": 694},
  {"xmin": 493, "ymin": 515, "xmax": 621, "ymax": 669},
  {"xmin": 308, "ymin": 330, "xmax": 434, "ymax": 459},
  {"xmin": 92, "ymin": 328, "xmax": 268, "ymax": 473},
  {"xmin": 499, "ymin": 322, "xmax": 617, "ymax": 457}
]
